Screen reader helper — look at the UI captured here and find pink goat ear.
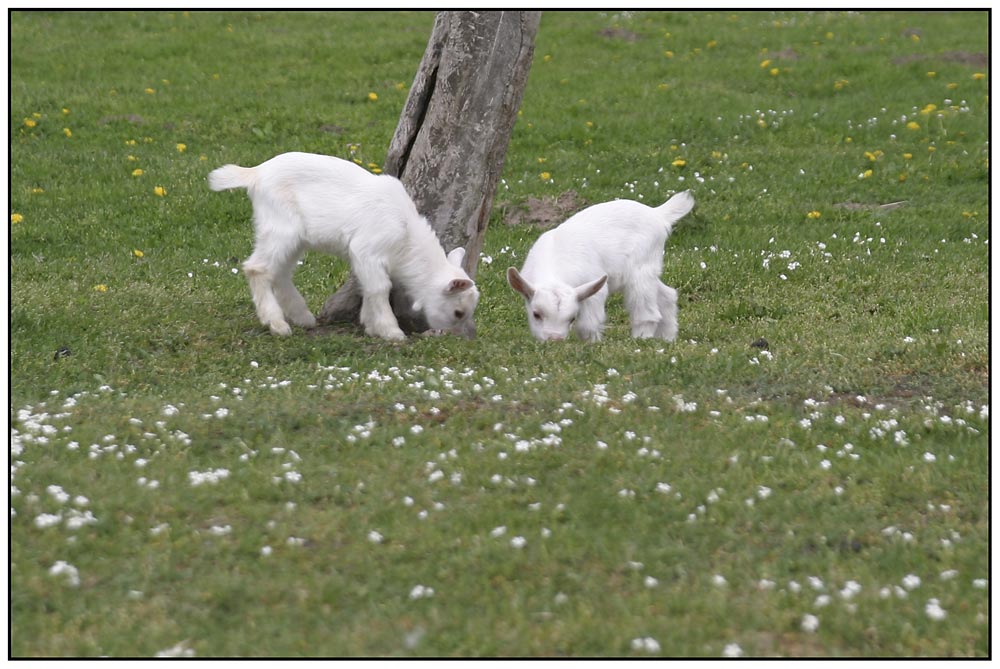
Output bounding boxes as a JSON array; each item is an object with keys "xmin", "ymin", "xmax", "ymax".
[
  {"xmin": 445, "ymin": 278, "xmax": 474, "ymax": 294},
  {"xmin": 506, "ymin": 267, "xmax": 535, "ymax": 300},
  {"xmin": 575, "ymin": 275, "xmax": 608, "ymax": 302}
]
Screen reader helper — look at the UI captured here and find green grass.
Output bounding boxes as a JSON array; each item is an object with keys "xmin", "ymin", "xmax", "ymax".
[{"xmin": 10, "ymin": 10, "xmax": 989, "ymax": 657}]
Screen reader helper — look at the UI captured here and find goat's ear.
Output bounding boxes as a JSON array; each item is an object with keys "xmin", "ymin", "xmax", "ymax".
[
  {"xmin": 444, "ymin": 278, "xmax": 474, "ymax": 294},
  {"xmin": 575, "ymin": 275, "xmax": 608, "ymax": 303},
  {"xmin": 446, "ymin": 247, "xmax": 466, "ymax": 268},
  {"xmin": 507, "ymin": 267, "xmax": 534, "ymax": 300}
]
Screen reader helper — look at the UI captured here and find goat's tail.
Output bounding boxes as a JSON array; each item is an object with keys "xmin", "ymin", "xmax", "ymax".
[
  {"xmin": 656, "ymin": 190, "xmax": 696, "ymax": 233},
  {"xmin": 208, "ymin": 164, "xmax": 256, "ymax": 192}
]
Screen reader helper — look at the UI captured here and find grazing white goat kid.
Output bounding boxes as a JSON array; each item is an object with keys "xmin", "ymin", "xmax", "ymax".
[
  {"xmin": 507, "ymin": 190, "xmax": 694, "ymax": 342},
  {"xmin": 208, "ymin": 152, "xmax": 479, "ymax": 340}
]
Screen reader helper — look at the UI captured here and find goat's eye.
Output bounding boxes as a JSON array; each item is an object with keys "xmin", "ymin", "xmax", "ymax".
[
  {"xmin": 454, "ymin": 310, "xmax": 465, "ymax": 319},
  {"xmin": 532, "ymin": 311, "xmax": 542, "ymax": 321}
]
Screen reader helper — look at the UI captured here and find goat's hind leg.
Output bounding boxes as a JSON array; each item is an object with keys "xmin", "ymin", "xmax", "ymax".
[
  {"xmin": 243, "ymin": 254, "xmax": 293, "ymax": 336},
  {"xmin": 624, "ymin": 275, "xmax": 663, "ymax": 339},
  {"xmin": 654, "ymin": 282, "xmax": 678, "ymax": 342},
  {"xmin": 272, "ymin": 254, "xmax": 317, "ymax": 329}
]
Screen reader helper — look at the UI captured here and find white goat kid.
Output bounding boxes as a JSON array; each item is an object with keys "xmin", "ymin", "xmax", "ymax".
[
  {"xmin": 507, "ymin": 190, "xmax": 694, "ymax": 342},
  {"xmin": 209, "ymin": 152, "xmax": 479, "ymax": 340}
]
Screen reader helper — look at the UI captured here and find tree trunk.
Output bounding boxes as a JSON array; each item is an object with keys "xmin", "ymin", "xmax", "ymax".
[{"xmin": 319, "ymin": 10, "xmax": 541, "ymax": 331}]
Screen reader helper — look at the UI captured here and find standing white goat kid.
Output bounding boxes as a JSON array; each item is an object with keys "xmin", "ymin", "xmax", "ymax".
[
  {"xmin": 209, "ymin": 152, "xmax": 479, "ymax": 340},
  {"xmin": 507, "ymin": 190, "xmax": 694, "ymax": 342}
]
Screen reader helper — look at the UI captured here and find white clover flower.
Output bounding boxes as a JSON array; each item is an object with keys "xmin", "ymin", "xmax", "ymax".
[
  {"xmin": 902, "ymin": 574, "xmax": 921, "ymax": 590},
  {"xmin": 925, "ymin": 599, "xmax": 947, "ymax": 621},
  {"xmin": 712, "ymin": 574, "xmax": 728, "ymax": 587},
  {"xmin": 722, "ymin": 643, "xmax": 743, "ymax": 658},
  {"xmin": 490, "ymin": 525, "xmax": 507, "ymax": 538},
  {"xmin": 48, "ymin": 560, "xmax": 80, "ymax": 587},
  {"xmin": 510, "ymin": 536, "xmax": 527, "ymax": 549},
  {"xmin": 367, "ymin": 530, "xmax": 384, "ymax": 544},
  {"xmin": 631, "ymin": 637, "xmax": 661, "ymax": 653},
  {"xmin": 801, "ymin": 614, "xmax": 819, "ymax": 633},
  {"xmin": 409, "ymin": 584, "xmax": 435, "ymax": 600}
]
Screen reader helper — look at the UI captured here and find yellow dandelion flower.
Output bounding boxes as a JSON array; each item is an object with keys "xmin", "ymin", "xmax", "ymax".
[
  {"xmin": 367, "ymin": 92, "xmax": 378, "ymax": 101},
  {"xmin": 62, "ymin": 107, "xmax": 70, "ymax": 114},
  {"xmin": 125, "ymin": 139, "xmax": 137, "ymax": 146},
  {"xmin": 11, "ymin": 213, "xmax": 24, "ymax": 224},
  {"xmin": 199, "ymin": 155, "xmax": 208, "ymax": 161},
  {"xmin": 394, "ymin": 82, "xmax": 406, "ymax": 91},
  {"xmin": 133, "ymin": 249, "xmax": 145, "ymax": 258},
  {"xmin": 657, "ymin": 83, "xmax": 670, "ymax": 91},
  {"xmin": 132, "ymin": 168, "xmax": 144, "ymax": 177},
  {"xmin": 962, "ymin": 211, "xmax": 977, "ymax": 218},
  {"xmin": 864, "ymin": 151, "xmax": 877, "ymax": 161},
  {"xmin": 769, "ymin": 68, "xmax": 780, "ymax": 76},
  {"xmin": 24, "ymin": 118, "xmax": 37, "ymax": 128},
  {"xmin": 585, "ymin": 121, "xmax": 594, "ymax": 127},
  {"xmin": 972, "ymin": 72, "xmax": 986, "ymax": 80},
  {"xmin": 63, "ymin": 128, "xmax": 72, "ymax": 138},
  {"xmin": 910, "ymin": 33, "xmax": 920, "ymax": 42},
  {"xmin": 926, "ymin": 71, "xmax": 936, "ymax": 77},
  {"xmin": 927, "ymin": 146, "xmax": 936, "ymax": 152},
  {"xmin": 537, "ymin": 157, "xmax": 547, "ymax": 164},
  {"xmin": 947, "ymin": 82, "xmax": 958, "ymax": 90},
  {"xmin": 759, "ymin": 59, "xmax": 772, "ymax": 68},
  {"xmin": 145, "ymin": 88, "xmax": 156, "ymax": 95},
  {"xmin": 543, "ymin": 54, "xmax": 552, "ymax": 63},
  {"xmin": 833, "ymin": 79, "xmax": 849, "ymax": 90},
  {"xmin": 862, "ymin": 169, "xmax": 873, "ymax": 178},
  {"xmin": 32, "ymin": 112, "xmax": 41, "ymax": 118},
  {"xmin": 903, "ymin": 153, "xmax": 913, "ymax": 160},
  {"xmin": 31, "ymin": 187, "xmax": 44, "ymax": 194},
  {"xmin": 672, "ymin": 159, "xmax": 687, "ymax": 168},
  {"xmin": 372, "ymin": 168, "xmax": 383, "ymax": 174},
  {"xmin": 94, "ymin": 284, "xmax": 108, "ymax": 293},
  {"xmin": 920, "ymin": 103, "xmax": 937, "ymax": 114},
  {"xmin": 154, "ymin": 186, "xmax": 167, "ymax": 197},
  {"xmin": 906, "ymin": 121, "xmax": 921, "ymax": 130},
  {"xmin": 127, "ymin": 155, "xmax": 137, "ymax": 161},
  {"xmin": 845, "ymin": 136, "xmax": 853, "ymax": 143},
  {"xmin": 707, "ymin": 40, "xmax": 718, "ymax": 48},
  {"xmin": 176, "ymin": 143, "xmax": 187, "ymax": 153},
  {"xmin": 825, "ymin": 32, "xmax": 834, "ymax": 39},
  {"xmin": 898, "ymin": 173, "xmax": 907, "ymax": 182},
  {"xmin": 806, "ymin": 210, "xmax": 821, "ymax": 219},
  {"xmin": 663, "ymin": 50, "xmax": 674, "ymax": 58},
  {"xmin": 539, "ymin": 172, "xmax": 551, "ymax": 181}
]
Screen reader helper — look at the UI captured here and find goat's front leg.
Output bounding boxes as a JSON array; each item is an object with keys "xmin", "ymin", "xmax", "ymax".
[
  {"xmin": 574, "ymin": 292, "xmax": 608, "ymax": 342},
  {"xmin": 352, "ymin": 253, "xmax": 405, "ymax": 341}
]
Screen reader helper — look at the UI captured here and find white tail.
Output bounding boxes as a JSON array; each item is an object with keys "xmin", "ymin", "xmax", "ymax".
[
  {"xmin": 656, "ymin": 190, "xmax": 695, "ymax": 233},
  {"xmin": 208, "ymin": 165, "xmax": 256, "ymax": 192}
]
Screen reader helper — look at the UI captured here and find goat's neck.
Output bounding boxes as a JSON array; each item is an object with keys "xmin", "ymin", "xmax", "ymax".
[{"xmin": 393, "ymin": 218, "xmax": 451, "ymax": 291}]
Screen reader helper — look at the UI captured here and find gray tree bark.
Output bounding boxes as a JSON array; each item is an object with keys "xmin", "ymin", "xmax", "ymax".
[{"xmin": 318, "ymin": 10, "xmax": 541, "ymax": 332}]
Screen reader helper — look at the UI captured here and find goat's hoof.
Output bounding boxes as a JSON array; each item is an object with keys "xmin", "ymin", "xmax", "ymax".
[
  {"xmin": 293, "ymin": 314, "xmax": 318, "ymax": 329},
  {"xmin": 269, "ymin": 321, "xmax": 293, "ymax": 336}
]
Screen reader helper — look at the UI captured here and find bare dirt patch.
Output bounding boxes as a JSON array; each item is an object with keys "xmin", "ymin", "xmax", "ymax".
[
  {"xmin": 597, "ymin": 27, "xmax": 641, "ymax": 42},
  {"xmin": 502, "ymin": 190, "xmax": 588, "ymax": 228},
  {"xmin": 892, "ymin": 51, "xmax": 988, "ymax": 68}
]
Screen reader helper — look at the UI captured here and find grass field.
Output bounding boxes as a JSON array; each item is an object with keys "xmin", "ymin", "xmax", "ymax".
[{"xmin": 9, "ymin": 10, "xmax": 990, "ymax": 657}]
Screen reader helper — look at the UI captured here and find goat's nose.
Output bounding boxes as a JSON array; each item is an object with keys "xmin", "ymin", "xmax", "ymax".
[{"xmin": 544, "ymin": 334, "xmax": 566, "ymax": 342}]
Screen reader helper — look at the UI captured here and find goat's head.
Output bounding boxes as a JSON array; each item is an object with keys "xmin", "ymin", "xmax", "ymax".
[{"xmin": 507, "ymin": 267, "xmax": 606, "ymax": 341}]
